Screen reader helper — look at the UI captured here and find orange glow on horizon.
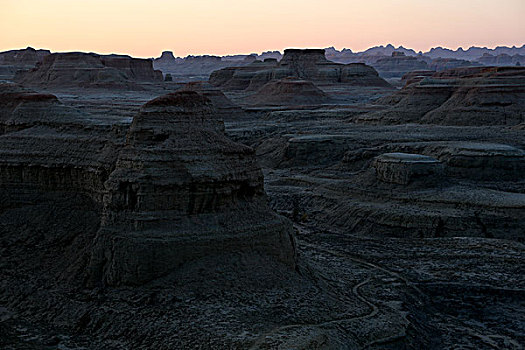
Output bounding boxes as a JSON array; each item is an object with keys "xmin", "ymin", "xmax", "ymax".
[{"xmin": 1, "ymin": 0, "xmax": 524, "ymax": 58}]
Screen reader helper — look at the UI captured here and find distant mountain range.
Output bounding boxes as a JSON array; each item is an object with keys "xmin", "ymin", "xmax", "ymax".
[{"xmin": 154, "ymin": 44, "xmax": 525, "ymax": 65}]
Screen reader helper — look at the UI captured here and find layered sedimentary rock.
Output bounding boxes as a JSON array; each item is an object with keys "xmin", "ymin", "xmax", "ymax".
[
  {"xmin": 0, "ymin": 47, "xmax": 50, "ymax": 80},
  {"xmin": 359, "ymin": 66, "xmax": 525, "ymax": 125},
  {"xmin": 428, "ymin": 58, "xmax": 473, "ymax": 72},
  {"xmin": 477, "ymin": 53, "xmax": 525, "ymax": 66},
  {"xmin": 15, "ymin": 52, "xmax": 163, "ymax": 88},
  {"xmin": 434, "ymin": 143, "xmax": 525, "ymax": 180},
  {"xmin": 209, "ymin": 49, "xmax": 391, "ymax": 91},
  {"xmin": 373, "ymin": 153, "xmax": 443, "ymax": 185},
  {"xmin": 244, "ymin": 78, "xmax": 330, "ymax": 106},
  {"xmin": 0, "ymin": 87, "xmax": 295, "ymax": 287},
  {"xmin": 178, "ymin": 81, "xmax": 245, "ymax": 120},
  {"xmin": 0, "ymin": 82, "xmax": 86, "ymax": 133},
  {"xmin": 371, "ymin": 52, "xmax": 429, "ymax": 78},
  {"xmin": 88, "ymin": 91, "xmax": 295, "ymax": 285}
]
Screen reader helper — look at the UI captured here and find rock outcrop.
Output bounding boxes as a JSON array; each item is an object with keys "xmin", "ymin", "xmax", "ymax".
[
  {"xmin": 428, "ymin": 58, "xmax": 473, "ymax": 72},
  {"xmin": 153, "ymin": 52, "xmax": 250, "ymax": 82},
  {"xmin": 15, "ymin": 52, "xmax": 163, "ymax": 88},
  {"xmin": 476, "ymin": 53, "xmax": 525, "ymax": 66},
  {"xmin": 209, "ymin": 49, "xmax": 391, "ymax": 91},
  {"xmin": 244, "ymin": 78, "xmax": 330, "ymax": 106},
  {"xmin": 371, "ymin": 52, "xmax": 429, "ymax": 78},
  {"xmin": 0, "ymin": 87, "xmax": 295, "ymax": 287},
  {"xmin": 0, "ymin": 82, "xmax": 85, "ymax": 133},
  {"xmin": 360, "ymin": 66, "xmax": 525, "ymax": 125},
  {"xmin": 0, "ymin": 47, "xmax": 51, "ymax": 80},
  {"xmin": 373, "ymin": 153, "xmax": 443, "ymax": 185},
  {"xmin": 178, "ymin": 81, "xmax": 245, "ymax": 120}
]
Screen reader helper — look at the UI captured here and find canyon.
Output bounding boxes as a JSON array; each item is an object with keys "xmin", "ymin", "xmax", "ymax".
[{"xmin": 0, "ymin": 46, "xmax": 524, "ymax": 349}]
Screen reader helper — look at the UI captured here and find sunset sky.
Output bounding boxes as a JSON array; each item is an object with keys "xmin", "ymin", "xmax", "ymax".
[{"xmin": 1, "ymin": 0, "xmax": 524, "ymax": 58}]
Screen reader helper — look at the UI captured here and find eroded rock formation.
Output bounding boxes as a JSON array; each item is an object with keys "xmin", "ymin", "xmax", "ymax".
[
  {"xmin": 359, "ymin": 66, "xmax": 525, "ymax": 125},
  {"xmin": 88, "ymin": 91, "xmax": 295, "ymax": 285},
  {"xmin": 244, "ymin": 78, "xmax": 330, "ymax": 106},
  {"xmin": 209, "ymin": 49, "xmax": 392, "ymax": 91},
  {"xmin": 0, "ymin": 87, "xmax": 296, "ymax": 287},
  {"xmin": 178, "ymin": 81, "xmax": 245, "ymax": 120},
  {"xmin": 0, "ymin": 47, "xmax": 50, "ymax": 80},
  {"xmin": 15, "ymin": 52, "xmax": 163, "ymax": 88},
  {"xmin": 371, "ymin": 52, "xmax": 429, "ymax": 78}
]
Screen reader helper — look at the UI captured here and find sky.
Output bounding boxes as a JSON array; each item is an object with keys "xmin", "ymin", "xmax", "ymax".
[{"xmin": 1, "ymin": 0, "xmax": 524, "ymax": 58}]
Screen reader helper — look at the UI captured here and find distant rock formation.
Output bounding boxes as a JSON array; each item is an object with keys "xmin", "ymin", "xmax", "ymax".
[
  {"xmin": 360, "ymin": 66, "xmax": 525, "ymax": 125},
  {"xmin": 14, "ymin": 52, "xmax": 162, "ymax": 88},
  {"xmin": 476, "ymin": 53, "xmax": 525, "ymax": 66},
  {"xmin": 0, "ymin": 47, "xmax": 50, "ymax": 66},
  {"xmin": 0, "ymin": 86, "xmax": 295, "ymax": 286},
  {"xmin": 209, "ymin": 49, "xmax": 391, "ymax": 91},
  {"xmin": 427, "ymin": 58, "xmax": 473, "ymax": 72},
  {"xmin": 0, "ymin": 47, "xmax": 50, "ymax": 80},
  {"xmin": 425, "ymin": 45, "xmax": 525, "ymax": 60},
  {"xmin": 245, "ymin": 78, "xmax": 330, "ymax": 106},
  {"xmin": 153, "ymin": 52, "xmax": 249, "ymax": 81},
  {"xmin": 371, "ymin": 51, "xmax": 429, "ymax": 78}
]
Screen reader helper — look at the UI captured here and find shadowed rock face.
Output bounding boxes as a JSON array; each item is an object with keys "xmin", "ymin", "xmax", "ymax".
[
  {"xmin": 0, "ymin": 82, "xmax": 84, "ymax": 134},
  {"xmin": 359, "ymin": 66, "xmax": 525, "ymax": 125},
  {"xmin": 0, "ymin": 47, "xmax": 51, "ymax": 80},
  {"xmin": 373, "ymin": 153, "xmax": 443, "ymax": 185},
  {"xmin": 209, "ymin": 49, "xmax": 392, "ymax": 91},
  {"xmin": 89, "ymin": 91, "xmax": 296, "ymax": 285},
  {"xmin": 0, "ymin": 86, "xmax": 295, "ymax": 287},
  {"xmin": 245, "ymin": 78, "xmax": 331, "ymax": 106},
  {"xmin": 14, "ymin": 52, "xmax": 163, "ymax": 88},
  {"xmin": 178, "ymin": 81, "xmax": 245, "ymax": 120}
]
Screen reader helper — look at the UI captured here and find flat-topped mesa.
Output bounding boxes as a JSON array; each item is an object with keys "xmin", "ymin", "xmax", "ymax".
[
  {"xmin": 209, "ymin": 48, "xmax": 391, "ymax": 90},
  {"xmin": 15, "ymin": 52, "xmax": 163, "ymax": 88},
  {"xmin": 436, "ymin": 143, "xmax": 525, "ymax": 180},
  {"xmin": 0, "ymin": 47, "xmax": 51, "ymax": 66},
  {"xmin": 280, "ymin": 49, "xmax": 328, "ymax": 65},
  {"xmin": 374, "ymin": 153, "xmax": 444, "ymax": 185},
  {"xmin": 88, "ymin": 91, "xmax": 296, "ymax": 286},
  {"xmin": 0, "ymin": 47, "xmax": 51, "ymax": 80}
]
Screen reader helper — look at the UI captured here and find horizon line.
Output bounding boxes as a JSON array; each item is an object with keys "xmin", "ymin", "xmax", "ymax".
[{"xmin": 2, "ymin": 43, "xmax": 525, "ymax": 59}]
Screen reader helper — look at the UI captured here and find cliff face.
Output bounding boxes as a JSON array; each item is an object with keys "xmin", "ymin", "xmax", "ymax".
[
  {"xmin": 359, "ymin": 66, "xmax": 525, "ymax": 125},
  {"xmin": 245, "ymin": 78, "xmax": 330, "ymax": 106},
  {"xmin": 14, "ymin": 52, "xmax": 162, "ymax": 88},
  {"xmin": 0, "ymin": 47, "xmax": 51, "ymax": 80},
  {"xmin": 0, "ymin": 86, "xmax": 295, "ymax": 287},
  {"xmin": 209, "ymin": 49, "xmax": 392, "ymax": 91}
]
